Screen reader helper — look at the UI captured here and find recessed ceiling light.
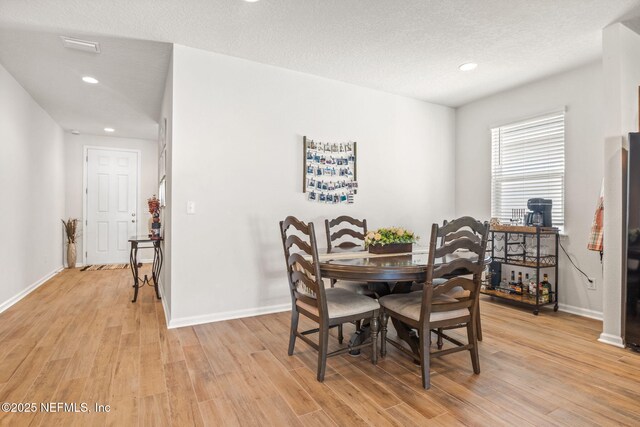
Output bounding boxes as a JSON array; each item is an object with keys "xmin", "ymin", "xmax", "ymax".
[
  {"xmin": 71, "ymin": 130, "xmax": 80, "ymax": 135},
  {"xmin": 104, "ymin": 127, "xmax": 115, "ymax": 133},
  {"xmin": 244, "ymin": 0, "xmax": 260, "ymax": 2},
  {"xmin": 459, "ymin": 62, "xmax": 478, "ymax": 71},
  {"xmin": 82, "ymin": 76, "xmax": 99, "ymax": 84}
]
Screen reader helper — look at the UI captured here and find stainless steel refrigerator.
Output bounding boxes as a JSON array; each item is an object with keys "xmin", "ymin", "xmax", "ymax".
[{"xmin": 626, "ymin": 132, "xmax": 640, "ymax": 351}]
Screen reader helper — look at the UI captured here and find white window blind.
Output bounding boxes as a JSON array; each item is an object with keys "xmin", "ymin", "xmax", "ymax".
[{"xmin": 491, "ymin": 111, "xmax": 565, "ymax": 227}]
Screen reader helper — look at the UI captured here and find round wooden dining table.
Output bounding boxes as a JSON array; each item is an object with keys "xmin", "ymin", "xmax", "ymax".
[
  {"xmin": 318, "ymin": 249, "xmax": 490, "ymax": 353},
  {"xmin": 318, "ymin": 250, "xmax": 491, "ymax": 284},
  {"xmin": 319, "ymin": 252, "xmax": 431, "ymax": 284}
]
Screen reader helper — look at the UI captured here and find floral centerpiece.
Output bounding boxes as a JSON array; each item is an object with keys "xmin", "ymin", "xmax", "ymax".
[{"xmin": 365, "ymin": 227, "xmax": 418, "ymax": 254}]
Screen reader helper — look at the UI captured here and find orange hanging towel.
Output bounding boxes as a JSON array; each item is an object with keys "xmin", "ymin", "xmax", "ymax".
[{"xmin": 588, "ymin": 180, "xmax": 604, "ymax": 252}]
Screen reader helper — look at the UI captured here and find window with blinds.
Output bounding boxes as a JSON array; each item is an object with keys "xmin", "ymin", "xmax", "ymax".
[{"xmin": 491, "ymin": 111, "xmax": 565, "ymax": 228}]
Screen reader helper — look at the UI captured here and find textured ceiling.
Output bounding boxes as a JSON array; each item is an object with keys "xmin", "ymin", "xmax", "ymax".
[{"xmin": 1, "ymin": 0, "xmax": 640, "ymax": 139}]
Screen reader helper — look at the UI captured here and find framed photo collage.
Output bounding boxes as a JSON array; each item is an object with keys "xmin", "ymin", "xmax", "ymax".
[{"xmin": 303, "ymin": 136, "xmax": 358, "ymax": 204}]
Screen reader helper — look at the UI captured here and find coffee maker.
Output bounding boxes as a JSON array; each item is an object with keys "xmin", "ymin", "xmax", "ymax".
[{"xmin": 524, "ymin": 198, "xmax": 552, "ymax": 227}]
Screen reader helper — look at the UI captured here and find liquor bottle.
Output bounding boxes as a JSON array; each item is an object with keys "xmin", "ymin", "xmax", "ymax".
[
  {"xmin": 529, "ymin": 273, "xmax": 537, "ymax": 296},
  {"xmin": 542, "ymin": 274, "xmax": 551, "ymax": 302},
  {"xmin": 516, "ymin": 272, "xmax": 523, "ymax": 295},
  {"xmin": 524, "ymin": 273, "xmax": 530, "ymax": 295},
  {"xmin": 510, "ymin": 271, "xmax": 515, "ymax": 283}
]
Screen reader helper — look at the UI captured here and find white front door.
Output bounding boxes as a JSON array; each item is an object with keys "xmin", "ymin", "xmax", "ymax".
[{"xmin": 85, "ymin": 148, "xmax": 138, "ymax": 264}]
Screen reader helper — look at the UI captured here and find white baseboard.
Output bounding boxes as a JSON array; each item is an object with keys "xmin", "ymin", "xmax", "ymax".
[
  {"xmin": 598, "ymin": 333, "xmax": 625, "ymax": 348},
  {"xmin": 0, "ymin": 266, "xmax": 63, "ymax": 314},
  {"xmin": 158, "ymin": 283, "xmax": 171, "ymax": 327},
  {"xmin": 168, "ymin": 303, "xmax": 290, "ymax": 329},
  {"xmin": 557, "ymin": 303, "xmax": 603, "ymax": 321}
]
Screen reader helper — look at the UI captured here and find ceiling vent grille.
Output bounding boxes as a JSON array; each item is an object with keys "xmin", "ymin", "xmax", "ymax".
[{"xmin": 60, "ymin": 36, "xmax": 101, "ymax": 53}]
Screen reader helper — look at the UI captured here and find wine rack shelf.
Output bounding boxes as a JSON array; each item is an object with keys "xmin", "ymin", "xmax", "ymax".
[{"xmin": 483, "ymin": 226, "xmax": 559, "ymax": 315}]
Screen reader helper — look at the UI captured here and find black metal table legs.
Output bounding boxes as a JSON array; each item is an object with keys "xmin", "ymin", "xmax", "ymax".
[
  {"xmin": 151, "ymin": 241, "xmax": 163, "ymax": 299},
  {"xmin": 130, "ymin": 240, "xmax": 163, "ymax": 303},
  {"xmin": 130, "ymin": 242, "xmax": 140, "ymax": 303}
]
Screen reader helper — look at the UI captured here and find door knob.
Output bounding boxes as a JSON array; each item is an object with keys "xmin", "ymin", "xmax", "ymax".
[
  {"xmin": 131, "ymin": 213, "xmax": 136, "ymax": 217},
  {"xmin": 132, "ymin": 220, "xmax": 135, "ymax": 223}
]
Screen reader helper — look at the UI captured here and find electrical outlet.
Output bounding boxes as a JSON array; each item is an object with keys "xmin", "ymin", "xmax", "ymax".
[{"xmin": 587, "ymin": 278, "xmax": 596, "ymax": 290}]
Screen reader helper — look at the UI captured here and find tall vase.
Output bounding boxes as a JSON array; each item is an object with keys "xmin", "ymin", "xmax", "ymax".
[{"xmin": 67, "ymin": 242, "xmax": 77, "ymax": 269}]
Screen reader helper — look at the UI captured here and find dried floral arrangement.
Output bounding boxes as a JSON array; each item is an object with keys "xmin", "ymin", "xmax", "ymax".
[
  {"xmin": 148, "ymin": 195, "xmax": 160, "ymax": 215},
  {"xmin": 61, "ymin": 218, "xmax": 79, "ymax": 244}
]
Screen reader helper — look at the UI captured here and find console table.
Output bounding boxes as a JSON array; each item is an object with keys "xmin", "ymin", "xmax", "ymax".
[{"xmin": 128, "ymin": 236, "xmax": 163, "ymax": 303}]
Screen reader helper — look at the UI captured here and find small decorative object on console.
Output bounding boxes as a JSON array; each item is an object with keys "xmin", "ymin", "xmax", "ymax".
[
  {"xmin": 147, "ymin": 195, "xmax": 161, "ymax": 239},
  {"xmin": 365, "ymin": 227, "xmax": 418, "ymax": 254}
]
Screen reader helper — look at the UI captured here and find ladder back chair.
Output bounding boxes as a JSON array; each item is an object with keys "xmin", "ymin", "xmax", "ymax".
[
  {"xmin": 325, "ymin": 215, "xmax": 373, "ymax": 338},
  {"xmin": 379, "ymin": 218, "xmax": 489, "ymax": 389},
  {"xmin": 436, "ymin": 217, "xmax": 487, "ymax": 345},
  {"xmin": 325, "ymin": 215, "xmax": 368, "ymax": 252},
  {"xmin": 324, "ymin": 215, "xmax": 371, "ymax": 294},
  {"xmin": 280, "ymin": 216, "xmax": 380, "ymax": 381}
]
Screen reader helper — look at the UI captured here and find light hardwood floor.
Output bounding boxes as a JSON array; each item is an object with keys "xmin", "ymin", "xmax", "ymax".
[{"xmin": 0, "ymin": 267, "xmax": 639, "ymax": 426}]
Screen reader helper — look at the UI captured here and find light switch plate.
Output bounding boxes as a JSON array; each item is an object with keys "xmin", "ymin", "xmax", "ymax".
[{"xmin": 187, "ymin": 201, "xmax": 196, "ymax": 214}]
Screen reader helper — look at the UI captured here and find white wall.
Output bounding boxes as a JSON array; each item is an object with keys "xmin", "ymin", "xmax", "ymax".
[
  {"xmin": 168, "ymin": 44, "xmax": 456, "ymax": 325},
  {"xmin": 455, "ymin": 62, "xmax": 605, "ymax": 317},
  {"xmin": 601, "ymin": 23, "xmax": 640, "ymax": 347},
  {"xmin": 0, "ymin": 62, "xmax": 65, "ymax": 311},
  {"xmin": 160, "ymin": 51, "xmax": 173, "ymax": 315},
  {"xmin": 64, "ymin": 133, "xmax": 158, "ymax": 263}
]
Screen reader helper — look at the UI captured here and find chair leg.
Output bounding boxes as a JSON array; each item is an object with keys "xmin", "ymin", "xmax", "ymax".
[
  {"xmin": 317, "ymin": 323, "xmax": 330, "ymax": 382},
  {"xmin": 437, "ymin": 328, "xmax": 443, "ymax": 349},
  {"xmin": 288, "ymin": 309, "xmax": 299, "ymax": 356},
  {"xmin": 468, "ymin": 320, "xmax": 480, "ymax": 375},
  {"xmin": 476, "ymin": 305, "xmax": 483, "ymax": 341},
  {"xmin": 420, "ymin": 326, "xmax": 431, "ymax": 389},
  {"xmin": 337, "ymin": 324, "xmax": 344, "ymax": 344},
  {"xmin": 370, "ymin": 315, "xmax": 379, "ymax": 365},
  {"xmin": 380, "ymin": 311, "xmax": 388, "ymax": 357},
  {"xmin": 355, "ymin": 319, "xmax": 362, "ymax": 332}
]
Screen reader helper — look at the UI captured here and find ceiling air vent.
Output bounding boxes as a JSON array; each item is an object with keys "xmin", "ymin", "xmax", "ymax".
[{"xmin": 59, "ymin": 36, "xmax": 101, "ymax": 53}]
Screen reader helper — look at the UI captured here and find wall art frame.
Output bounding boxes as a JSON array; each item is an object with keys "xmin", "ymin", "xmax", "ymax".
[{"xmin": 302, "ymin": 136, "xmax": 358, "ymax": 204}]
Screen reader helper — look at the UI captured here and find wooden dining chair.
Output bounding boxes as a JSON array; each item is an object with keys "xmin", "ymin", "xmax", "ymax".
[
  {"xmin": 280, "ymin": 216, "xmax": 381, "ymax": 381},
  {"xmin": 435, "ymin": 217, "xmax": 487, "ymax": 345},
  {"xmin": 324, "ymin": 215, "xmax": 372, "ymax": 295},
  {"xmin": 325, "ymin": 215, "xmax": 373, "ymax": 340},
  {"xmin": 325, "ymin": 215, "xmax": 368, "ymax": 252},
  {"xmin": 379, "ymin": 218, "xmax": 489, "ymax": 389}
]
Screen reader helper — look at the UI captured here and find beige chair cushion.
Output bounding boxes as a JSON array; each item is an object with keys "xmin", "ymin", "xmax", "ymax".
[
  {"xmin": 379, "ymin": 291, "xmax": 469, "ymax": 323},
  {"xmin": 296, "ymin": 288, "xmax": 380, "ymax": 319},
  {"xmin": 334, "ymin": 280, "xmax": 370, "ymax": 294}
]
